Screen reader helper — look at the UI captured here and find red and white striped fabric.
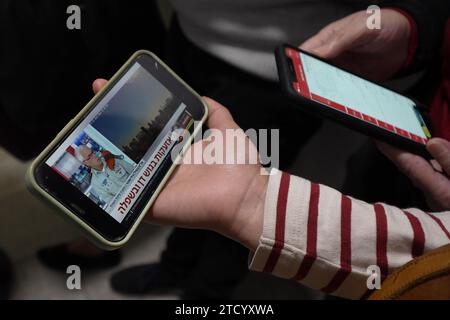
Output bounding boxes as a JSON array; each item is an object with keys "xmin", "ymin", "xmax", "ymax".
[{"xmin": 249, "ymin": 169, "xmax": 450, "ymax": 299}]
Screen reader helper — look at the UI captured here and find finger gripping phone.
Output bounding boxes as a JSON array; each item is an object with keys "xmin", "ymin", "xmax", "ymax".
[
  {"xmin": 275, "ymin": 45, "xmax": 432, "ymax": 158},
  {"xmin": 26, "ymin": 50, "xmax": 208, "ymax": 250}
]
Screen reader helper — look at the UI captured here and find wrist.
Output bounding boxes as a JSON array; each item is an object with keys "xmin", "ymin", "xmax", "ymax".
[
  {"xmin": 227, "ymin": 173, "xmax": 268, "ymax": 251},
  {"xmin": 383, "ymin": 7, "xmax": 418, "ymax": 70}
]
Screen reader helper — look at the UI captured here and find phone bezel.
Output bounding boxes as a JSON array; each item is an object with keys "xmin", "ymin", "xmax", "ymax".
[
  {"xmin": 32, "ymin": 51, "xmax": 207, "ymax": 243},
  {"xmin": 275, "ymin": 44, "xmax": 432, "ymax": 159}
]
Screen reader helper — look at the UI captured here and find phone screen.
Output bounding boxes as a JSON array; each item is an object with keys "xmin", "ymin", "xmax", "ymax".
[
  {"xmin": 285, "ymin": 47, "xmax": 431, "ymax": 145},
  {"xmin": 45, "ymin": 61, "xmax": 193, "ymax": 224}
]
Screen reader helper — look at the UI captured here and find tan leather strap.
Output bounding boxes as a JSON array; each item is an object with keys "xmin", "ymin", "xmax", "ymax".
[{"xmin": 369, "ymin": 244, "xmax": 450, "ymax": 300}]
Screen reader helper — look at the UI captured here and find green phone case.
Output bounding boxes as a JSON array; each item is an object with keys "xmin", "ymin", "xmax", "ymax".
[{"xmin": 25, "ymin": 50, "xmax": 208, "ymax": 250}]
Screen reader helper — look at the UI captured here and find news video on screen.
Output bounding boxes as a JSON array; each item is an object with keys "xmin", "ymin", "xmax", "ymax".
[{"xmin": 46, "ymin": 63, "xmax": 193, "ymax": 223}]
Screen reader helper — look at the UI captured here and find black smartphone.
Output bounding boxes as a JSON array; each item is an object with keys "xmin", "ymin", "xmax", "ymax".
[
  {"xmin": 275, "ymin": 45, "xmax": 432, "ymax": 158},
  {"xmin": 27, "ymin": 51, "xmax": 208, "ymax": 249}
]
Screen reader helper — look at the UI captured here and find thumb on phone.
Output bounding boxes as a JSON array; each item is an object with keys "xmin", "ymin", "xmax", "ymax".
[
  {"xmin": 300, "ymin": 25, "xmax": 362, "ymax": 60},
  {"xmin": 300, "ymin": 12, "xmax": 370, "ymax": 60},
  {"xmin": 202, "ymin": 97, "xmax": 240, "ymax": 131},
  {"xmin": 92, "ymin": 79, "xmax": 108, "ymax": 94},
  {"xmin": 427, "ymin": 138, "xmax": 450, "ymax": 176}
]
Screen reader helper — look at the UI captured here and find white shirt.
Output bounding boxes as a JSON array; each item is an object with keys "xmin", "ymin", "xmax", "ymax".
[
  {"xmin": 170, "ymin": 0, "xmax": 378, "ymax": 80},
  {"xmin": 250, "ymin": 169, "xmax": 450, "ymax": 299}
]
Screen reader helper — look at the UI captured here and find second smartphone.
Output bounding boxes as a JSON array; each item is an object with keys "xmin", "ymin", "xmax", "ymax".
[{"xmin": 276, "ymin": 45, "xmax": 432, "ymax": 158}]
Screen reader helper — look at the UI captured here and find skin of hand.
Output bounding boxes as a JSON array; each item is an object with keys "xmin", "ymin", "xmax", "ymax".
[
  {"xmin": 377, "ymin": 139, "xmax": 450, "ymax": 211},
  {"xmin": 300, "ymin": 9, "xmax": 411, "ymax": 81},
  {"xmin": 93, "ymin": 79, "xmax": 268, "ymax": 251},
  {"xmin": 301, "ymin": 9, "xmax": 450, "ymax": 210}
]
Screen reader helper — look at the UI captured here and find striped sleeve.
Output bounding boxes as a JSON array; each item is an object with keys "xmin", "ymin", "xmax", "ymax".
[{"xmin": 249, "ymin": 169, "xmax": 450, "ymax": 299}]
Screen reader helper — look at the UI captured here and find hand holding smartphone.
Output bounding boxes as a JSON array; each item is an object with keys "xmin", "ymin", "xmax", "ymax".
[
  {"xmin": 275, "ymin": 45, "xmax": 432, "ymax": 158},
  {"xmin": 26, "ymin": 51, "xmax": 208, "ymax": 250}
]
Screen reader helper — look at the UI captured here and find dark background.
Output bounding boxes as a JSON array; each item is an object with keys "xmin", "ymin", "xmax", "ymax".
[{"xmin": 0, "ymin": 0, "xmax": 167, "ymax": 160}]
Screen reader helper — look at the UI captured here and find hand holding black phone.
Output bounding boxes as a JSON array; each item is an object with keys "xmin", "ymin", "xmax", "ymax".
[{"xmin": 275, "ymin": 45, "xmax": 432, "ymax": 158}]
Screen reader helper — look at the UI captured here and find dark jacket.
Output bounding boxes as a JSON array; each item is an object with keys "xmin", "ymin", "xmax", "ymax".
[
  {"xmin": 382, "ymin": 0, "xmax": 449, "ymax": 74},
  {"xmin": 0, "ymin": 0, "xmax": 166, "ymax": 160}
]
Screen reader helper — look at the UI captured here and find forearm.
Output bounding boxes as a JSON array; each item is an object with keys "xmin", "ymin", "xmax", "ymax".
[{"xmin": 249, "ymin": 169, "xmax": 450, "ymax": 299}]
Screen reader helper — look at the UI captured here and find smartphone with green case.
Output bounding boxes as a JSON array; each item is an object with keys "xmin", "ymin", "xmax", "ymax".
[{"xmin": 26, "ymin": 50, "xmax": 208, "ymax": 250}]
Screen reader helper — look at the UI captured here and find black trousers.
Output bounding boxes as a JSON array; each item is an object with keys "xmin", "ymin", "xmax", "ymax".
[{"xmin": 157, "ymin": 19, "xmax": 322, "ymax": 299}]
